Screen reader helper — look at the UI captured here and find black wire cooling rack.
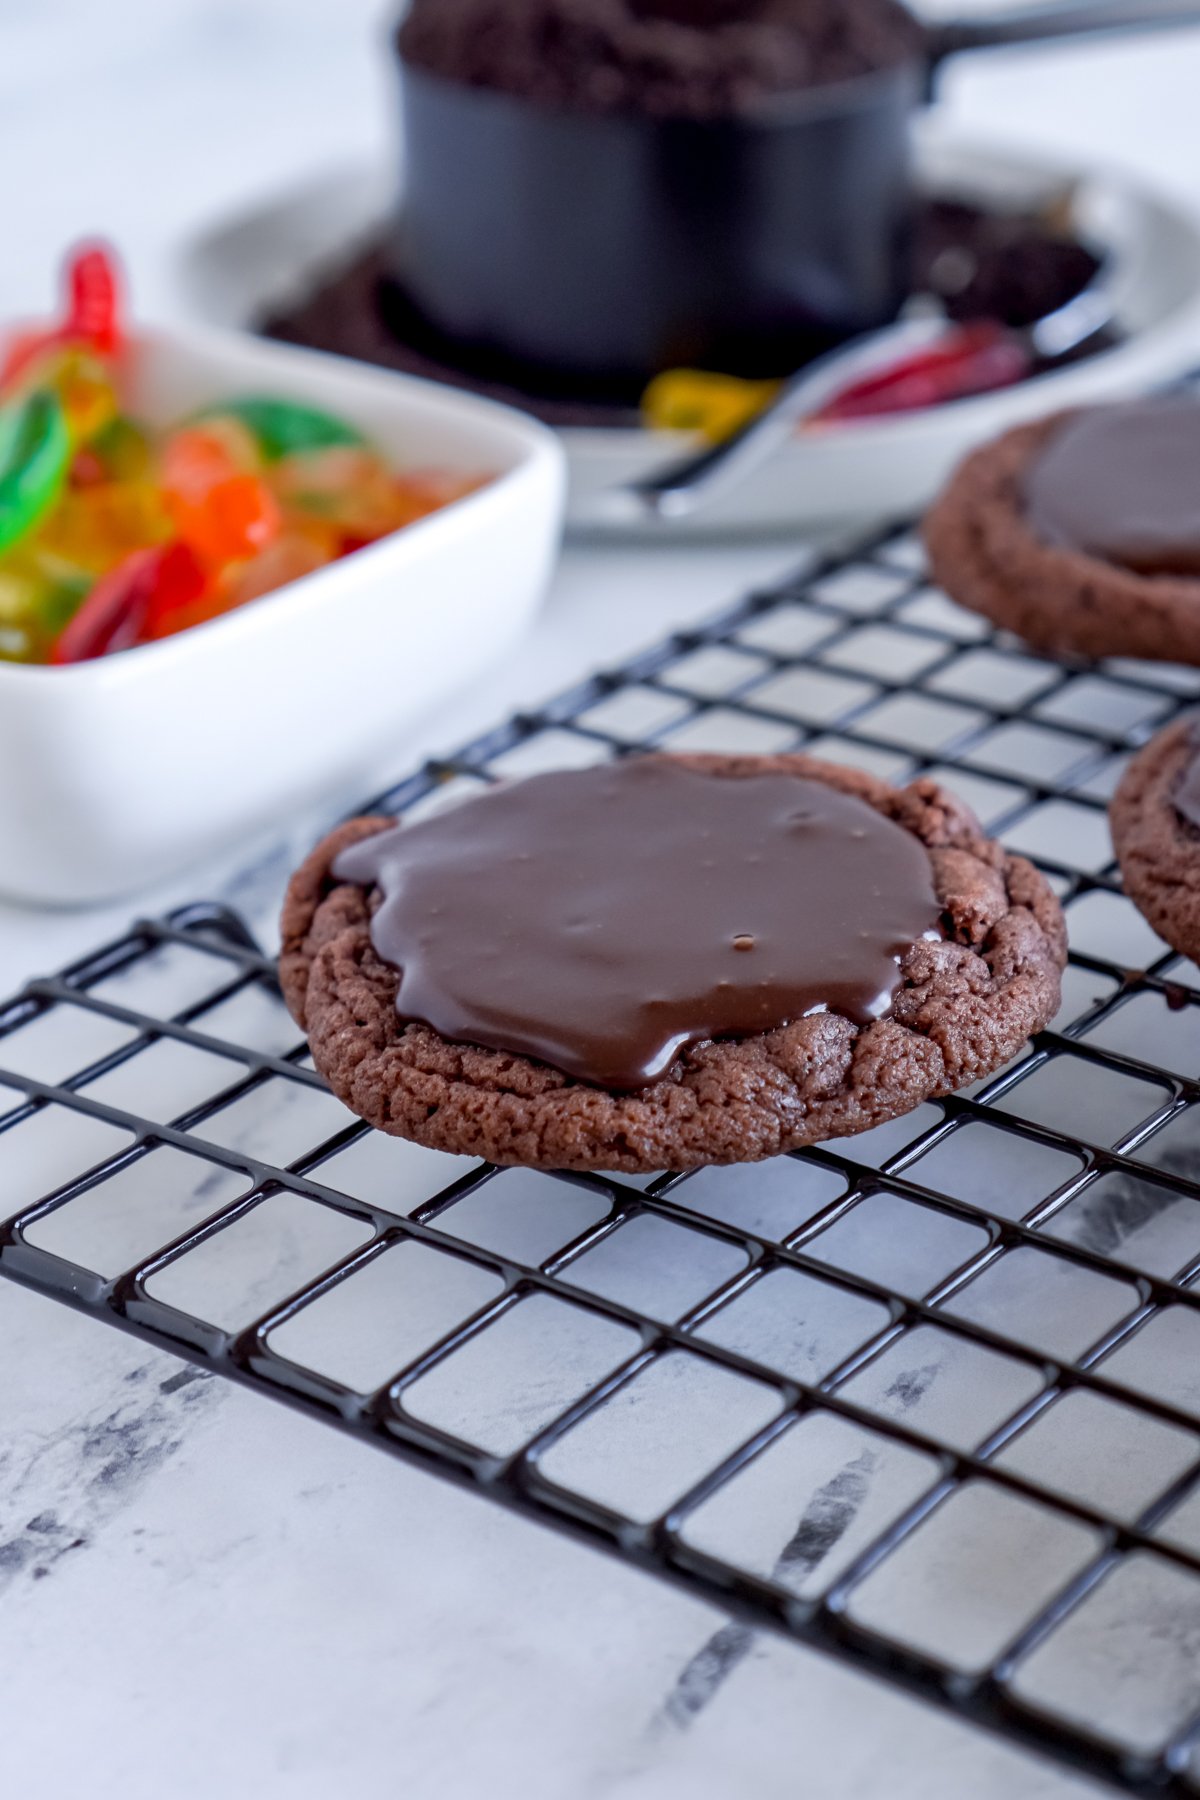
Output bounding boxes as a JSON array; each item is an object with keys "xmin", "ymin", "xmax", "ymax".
[{"xmin": 7, "ymin": 524, "xmax": 1200, "ymax": 1794}]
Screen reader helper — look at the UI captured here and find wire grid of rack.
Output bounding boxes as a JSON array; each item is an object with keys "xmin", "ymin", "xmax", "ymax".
[{"xmin": 6, "ymin": 524, "xmax": 1200, "ymax": 1794}]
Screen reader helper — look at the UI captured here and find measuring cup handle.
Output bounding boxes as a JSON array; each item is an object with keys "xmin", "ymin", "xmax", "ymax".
[{"xmin": 927, "ymin": 0, "xmax": 1200, "ymax": 71}]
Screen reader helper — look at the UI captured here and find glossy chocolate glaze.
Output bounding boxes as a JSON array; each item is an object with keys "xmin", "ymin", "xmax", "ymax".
[
  {"xmin": 332, "ymin": 760, "xmax": 941, "ymax": 1090},
  {"xmin": 1023, "ymin": 398, "xmax": 1200, "ymax": 578}
]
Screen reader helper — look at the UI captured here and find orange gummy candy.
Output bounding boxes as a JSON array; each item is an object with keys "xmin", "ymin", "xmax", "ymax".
[
  {"xmin": 270, "ymin": 446, "xmax": 405, "ymax": 542},
  {"xmin": 173, "ymin": 472, "xmax": 281, "ymax": 564},
  {"xmin": 221, "ymin": 530, "xmax": 333, "ymax": 611},
  {"xmin": 391, "ymin": 470, "xmax": 482, "ymax": 528},
  {"xmin": 161, "ymin": 422, "xmax": 279, "ymax": 564}
]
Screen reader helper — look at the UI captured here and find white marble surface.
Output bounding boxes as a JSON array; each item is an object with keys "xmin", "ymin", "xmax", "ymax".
[{"xmin": 4, "ymin": 3, "xmax": 1200, "ymax": 1796}]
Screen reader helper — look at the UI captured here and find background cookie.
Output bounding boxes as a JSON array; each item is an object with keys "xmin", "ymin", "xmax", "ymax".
[
  {"xmin": 924, "ymin": 405, "xmax": 1200, "ymax": 664},
  {"xmin": 280, "ymin": 755, "xmax": 1067, "ymax": 1174}
]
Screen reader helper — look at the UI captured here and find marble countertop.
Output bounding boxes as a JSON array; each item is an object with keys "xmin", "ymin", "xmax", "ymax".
[{"xmin": 4, "ymin": 4, "xmax": 1200, "ymax": 1796}]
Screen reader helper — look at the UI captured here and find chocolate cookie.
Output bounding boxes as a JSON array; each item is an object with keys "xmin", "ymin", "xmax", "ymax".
[
  {"xmin": 280, "ymin": 755, "xmax": 1065, "ymax": 1173},
  {"xmin": 924, "ymin": 398, "xmax": 1200, "ymax": 664},
  {"xmin": 1111, "ymin": 719, "xmax": 1200, "ymax": 960}
]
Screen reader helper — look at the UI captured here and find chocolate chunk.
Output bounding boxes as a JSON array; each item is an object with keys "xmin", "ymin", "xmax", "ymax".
[{"xmin": 914, "ymin": 199, "xmax": 1101, "ymax": 334}]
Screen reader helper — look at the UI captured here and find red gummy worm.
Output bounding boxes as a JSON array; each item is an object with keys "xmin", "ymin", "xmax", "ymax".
[{"xmin": 65, "ymin": 243, "xmax": 122, "ymax": 355}]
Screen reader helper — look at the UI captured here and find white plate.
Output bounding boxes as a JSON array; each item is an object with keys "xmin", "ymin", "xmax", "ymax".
[
  {"xmin": 175, "ymin": 124, "xmax": 1200, "ymax": 537},
  {"xmin": 0, "ymin": 323, "xmax": 565, "ymax": 904}
]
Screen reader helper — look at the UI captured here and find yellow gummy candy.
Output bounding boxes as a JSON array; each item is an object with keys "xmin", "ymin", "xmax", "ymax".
[
  {"xmin": 35, "ymin": 480, "xmax": 171, "ymax": 574},
  {"xmin": 15, "ymin": 345, "xmax": 119, "ymax": 444},
  {"xmin": 641, "ymin": 368, "xmax": 781, "ymax": 445},
  {"xmin": 270, "ymin": 446, "xmax": 409, "ymax": 539},
  {"xmin": 0, "ymin": 564, "xmax": 62, "ymax": 662}
]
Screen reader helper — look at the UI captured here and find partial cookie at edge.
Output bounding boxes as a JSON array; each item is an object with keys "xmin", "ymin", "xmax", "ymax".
[{"xmin": 1111, "ymin": 718, "xmax": 1200, "ymax": 961}]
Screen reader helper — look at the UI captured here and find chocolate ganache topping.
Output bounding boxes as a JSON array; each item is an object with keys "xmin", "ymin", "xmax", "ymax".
[
  {"xmin": 1022, "ymin": 398, "xmax": 1200, "ymax": 579},
  {"xmin": 332, "ymin": 759, "xmax": 942, "ymax": 1090}
]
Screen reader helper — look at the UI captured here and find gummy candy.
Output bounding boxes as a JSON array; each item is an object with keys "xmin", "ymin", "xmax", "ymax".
[
  {"xmin": 50, "ymin": 548, "xmax": 161, "ymax": 663},
  {"xmin": 809, "ymin": 323, "xmax": 1030, "ymax": 422},
  {"xmin": 90, "ymin": 415, "xmax": 152, "ymax": 483},
  {"xmin": 0, "ymin": 560, "xmax": 80, "ymax": 663},
  {"xmin": 52, "ymin": 541, "xmax": 207, "ymax": 664},
  {"xmin": 161, "ymin": 423, "xmax": 280, "ymax": 564},
  {"xmin": 2, "ymin": 243, "xmax": 122, "ymax": 387},
  {"xmin": 34, "ymin": 479, "xmax": 170, "ymax": 574},
  {"xmin": 0, "ymin": 390, "xmax": 71, "ymax": 554},
  {"xmin": 640, "ymin": 324, "xmax": 1036, "ymax": 447},
  {"xmin": 139, "ymin": 542, "xmax": 211, "ymax": 642},
  {"xmin": 66, "ymin": 245, "xmax": 121, "ymax": 357},
  {"xmin": 641, "ymin": 368, "xmax": 781, "ymax": 444},
  {"xmin": 11, "ymin": 345, "xmax": 119, "ymax": 444},
  {"xmin": 198, "ymin": 397, "xmax": 365, "ymax": 463},
  {"xmin": 390, "ymin": 469, "xmax": 485, "ymax": 530},
  {"xmin": 1, "ymin": 243, "xmax": 494, "ymax": 664},
  {"xmin": 215, "ymin": 531, "xmax": 333, "ymax": 616},
  {"xmin": 169, "ymin": 471, "xmax": 280, "ymax": 566},
  {"xmin": 268, "ymin": 445, "xmax": 410, "ymax": 543}
]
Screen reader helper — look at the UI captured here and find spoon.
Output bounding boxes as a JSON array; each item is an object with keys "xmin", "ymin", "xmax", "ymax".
[{"xmin": 623, "ymin": 277, "xmax": 1118, "ymax": 522}]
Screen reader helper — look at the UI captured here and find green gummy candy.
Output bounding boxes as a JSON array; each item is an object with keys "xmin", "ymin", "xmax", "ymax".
[
  {"xmin": 0, "ymin": 390, "xmax": 71, "ymax": 555},
  {"xmin": 198, "ymin": 396, "xmax": 366, "ymax": 462}
]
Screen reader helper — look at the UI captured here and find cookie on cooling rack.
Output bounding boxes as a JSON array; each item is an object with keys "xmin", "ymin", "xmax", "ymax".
[
  {"xmin": 1111, "ymin": 718, "xmax": 1200, "ymax": 960},
  {"xmin": 924, "ymin": 395, "xmax": 1200, "ymax": 664},
  {"xmin": 279, "ymin": 754, "xmax": 1066, "ymax": 1174}
]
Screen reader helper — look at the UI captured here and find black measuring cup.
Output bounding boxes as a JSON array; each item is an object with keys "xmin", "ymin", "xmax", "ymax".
[{"xmin": 389, "ymin": 1, "xmax": 1200, "ymax": 400}]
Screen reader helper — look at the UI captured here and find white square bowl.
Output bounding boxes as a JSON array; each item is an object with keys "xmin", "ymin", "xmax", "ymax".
[{"xmin": 0, "ymin": 322, "xmax": 566, "ymax": 904}]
